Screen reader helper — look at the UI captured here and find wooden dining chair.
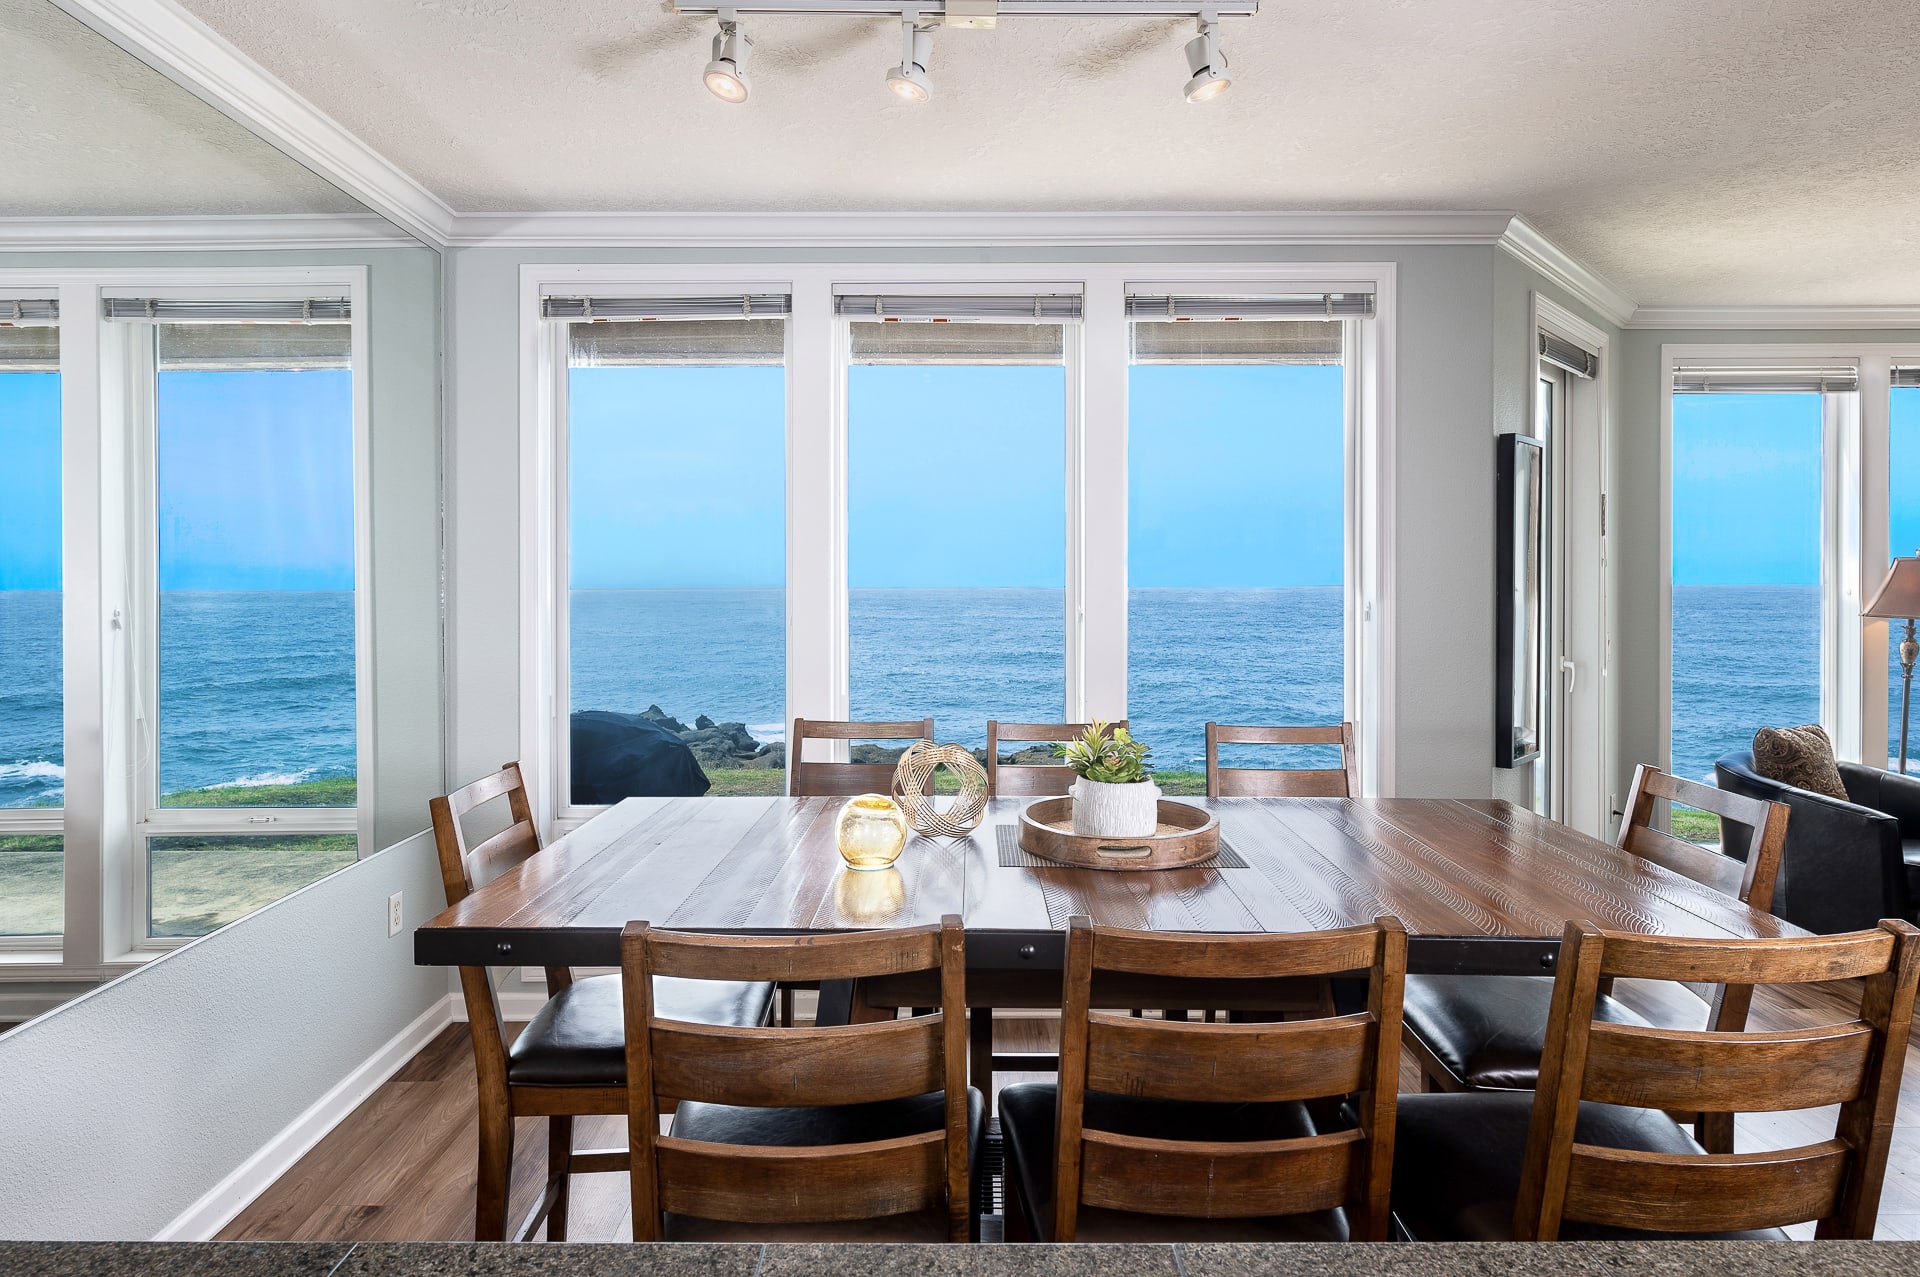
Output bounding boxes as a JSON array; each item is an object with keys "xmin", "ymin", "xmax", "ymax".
[
  {"xmin": 1400, "ymin": 764, "xmax": 1789, "ymax": 1152},
  {"xmin": 789, "ymin": 717, "xmax": 934, "ymax": 797},
  {"xmin": 986, "ymin": 720, "xmax": 1128, "ymax": 797},
  {"xmin": 997, "ymin": 914, "xmax": 1408, "ymax": 1242},
  {"xmin": 621, "ymin": 917, "xmax": 979, "ymax": 1241},
  {"xmin": 1205, "ymin": 721, "xmax": 1358, "ymax": 798},
  {"xmin": 1390, "ymin": 918, "xmax": 1920, "ymax": 1241},
  {"xmin": 431, "ymin": 763, "xmax": 775, "ymax": 1241}
]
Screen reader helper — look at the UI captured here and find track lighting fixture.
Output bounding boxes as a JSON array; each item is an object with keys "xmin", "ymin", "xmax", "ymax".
[
  {"xmin": 1182, "ymin": 18, "xmax": 1231, "ymax": 102},
  {"xmin": 886, "ymin": 17, "xmax": 936, "ymax": 102},
  {"xmin": 703, "ymin": 14, "xmax": 753, "ymax": 103}
]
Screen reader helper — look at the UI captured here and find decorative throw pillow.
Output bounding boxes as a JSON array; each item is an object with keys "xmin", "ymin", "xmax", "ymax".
[{"xmin": 1751, "ymin": 724, "xmax": 1848, "ymax": 801}]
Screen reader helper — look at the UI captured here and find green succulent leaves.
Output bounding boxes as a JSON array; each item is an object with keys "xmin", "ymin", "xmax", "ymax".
[{"xmin": 1054, "ymin": 720, "xmax": 1153, "ymax": 785}]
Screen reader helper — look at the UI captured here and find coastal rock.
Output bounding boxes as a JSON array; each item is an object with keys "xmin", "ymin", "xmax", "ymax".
[
  {"xmin": 695, "ymin": 714, "xmax": 716, "ymax": 730},
  {"xmin": 640, "ymin": 704, "xmax": 690, "ymax": 734}
]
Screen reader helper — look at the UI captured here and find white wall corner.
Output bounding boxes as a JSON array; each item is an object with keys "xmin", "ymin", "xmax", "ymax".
[
  {"xmin": 1498, "ymin": 216, "xmax": 1638, "ymax": 329},
  {"xmin": 49, "ymin": 0, "xmax": 456, "ymax": 246},
  {"xmin": 152, "ymin": 993, "xmax": 457, "ymax": 1241}
]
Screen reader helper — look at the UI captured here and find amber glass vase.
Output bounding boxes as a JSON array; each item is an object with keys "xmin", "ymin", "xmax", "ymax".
[{"xmin": 835, "ymin": 794, "xmax": 910, "ymax": 871}]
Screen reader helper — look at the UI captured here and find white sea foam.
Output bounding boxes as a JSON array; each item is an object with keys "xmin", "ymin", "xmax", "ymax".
[
  {"xmin": 210, "ymin": 769, "xmax": 317, "ymax": 789},
  {"xmin": 747, "ymin": 724, "xmax": 786, "ymax": 743},
  {"xmin": 0, "ymin": 760, "xmax": 64, "ymax": 781}
]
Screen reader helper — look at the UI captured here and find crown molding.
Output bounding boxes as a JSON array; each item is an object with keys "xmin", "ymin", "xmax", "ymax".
[
  {"xmin": 443, "ymin": 209, "xmax": 1520, "ymax": 249},
  {"xmin": 1496, "ymin": 216, "xmax": 1638, "ymax": 329},
  {"xmin": 1624, "ymin": 304, "xmax": 1920, "ymax": 331},
  {"xmin": 49, "ymin": 0, "xmax": 455, "ymax": 246},
  {"xmin": 0, "ymin": 214, "xmax": 420, "ymax": 252}
]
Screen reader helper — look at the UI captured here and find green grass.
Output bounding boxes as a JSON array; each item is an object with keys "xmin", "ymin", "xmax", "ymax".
[
  {"xmin": 0, "ymin": 835, "xmax": 63, "ymax": 937},
  {"xmin": 161, "ymin": 776, "xmax": 356, "ymax": 808},
  {"xmin": 1669, "ymin": 806, "xmax": 1723, "ymax": 845}
]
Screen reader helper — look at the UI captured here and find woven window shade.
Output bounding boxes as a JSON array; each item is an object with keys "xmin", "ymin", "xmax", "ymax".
[
  {"xmin": 1892, "ymin": 367, "xmax": 1920, "ymax": 388},
  {"xmin": 1131, "ymin": 318, "xmax": 1342, "ymax": 365},
  {"xmin": 156, "ymin": 322, "xmax": 350, "ymax": 370},
  {"xmin": 1672, "ymin": 364, "xmax": 1859, "ymax": 394},
  {"xmin": 1539, "ymin": 331, "xmax": 1597, "ymax": 379},
  {"xmin": 104, "ymin": 297, "xmax": 350, "ymax": 322},
  {"xmin": 1126, "ymin": 292, "xmax": 1374, "ymax": 321},
  {"xmin": 567, "ymin": 318, "xmax": 785, "ymax": 367},
  {"xmin": 849, "ymin": 321, "xmax": 1064, "ymax": 365},
  {"xmin": 0, "ymin": 323, "xmax": 59, "ymax": 371},
  {"xmin": 2, "ymin": 299, "xmax": 58, "ymax": 323},
  {"xmin": 543, "ymin": 294, "xmax": 790, "ymax": 321}
]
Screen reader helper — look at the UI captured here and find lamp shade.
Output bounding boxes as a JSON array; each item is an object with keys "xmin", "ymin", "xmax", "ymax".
[{"xmin": 1864, "ymin": 555, "xmax": 1920, "ymax": 618}]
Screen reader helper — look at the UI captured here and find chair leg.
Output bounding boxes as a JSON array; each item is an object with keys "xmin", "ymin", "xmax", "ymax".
[
  {"xmin": 970, "ymin": 1006, "xmax": 994, "ymax": 1095},
  {"xmin": 1695, "ymin": 1110, "xmax": 1735, "ymax": 1155},
  {"xmin": 475, "ymin": 1097, "xmax": 514, "ymax": 1241},
  {"xmin": 779, "ymin": 985, "xmax": 795, "ymax": 1028},
  {"xmin": 547, "ymin": 1114, "xmax": 573, "ymax": 1241}
]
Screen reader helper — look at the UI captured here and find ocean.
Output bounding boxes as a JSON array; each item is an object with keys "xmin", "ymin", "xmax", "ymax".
[{"xmin": 0, "ymin": 584, "xmax": 1894, "ymax": 808}]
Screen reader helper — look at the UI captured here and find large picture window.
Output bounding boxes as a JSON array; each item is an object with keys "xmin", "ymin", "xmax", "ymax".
[
  {"xmin": 0, "ymin": 311, "xmax": 63, "ymax": 941},
  {"xmin": 558, "ymin": 298, "xmax": 788, "ymax": 803},
  {"xmin": 1127, "ymin": 299, "xmax": 1353, "ymax": 793},
  {"xmin": 1890, "ymin": 368, "xmax": 1920, "ymax": 765},
  {"xmin": 843, "ymin": 296, "xmax": 1072, "ymax": 750},
  {"xmin": 126, "ymin": 306, "xmax": 361, "ymax": 938}
]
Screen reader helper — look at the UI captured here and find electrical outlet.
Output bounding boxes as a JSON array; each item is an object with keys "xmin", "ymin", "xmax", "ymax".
[{"xmin": 388, "ymin": 891, "xmax": 403, "ymax": 938}]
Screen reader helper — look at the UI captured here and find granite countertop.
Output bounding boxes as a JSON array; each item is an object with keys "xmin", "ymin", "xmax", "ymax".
[{"xmin": 4, "ymin": 1242, "xmax": 1919, "ymax": 1277}]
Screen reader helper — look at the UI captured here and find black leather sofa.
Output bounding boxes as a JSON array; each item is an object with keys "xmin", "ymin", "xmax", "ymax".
[{"xmin": 1714, "ymin": 751, "xmax": 1920, "ymax": 934}]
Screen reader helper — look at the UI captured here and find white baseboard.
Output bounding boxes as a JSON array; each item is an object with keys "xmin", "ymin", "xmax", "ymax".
[{"xmin": 154, "ymin": 993, "xmax": 457, "ymax": 1241}]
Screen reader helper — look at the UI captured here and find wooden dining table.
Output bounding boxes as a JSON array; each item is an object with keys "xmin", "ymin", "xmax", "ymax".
[{"xmin": 415, "ymin": 794, "xmax": 1803, "ymax": 1081}]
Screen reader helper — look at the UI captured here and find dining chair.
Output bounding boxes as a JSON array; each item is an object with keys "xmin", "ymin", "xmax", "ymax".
[
  {"xmin": 789, "ymin": 717, "xmax": 935, "ymax": 797},
  {"xmin": 997, "ymin": 914, "xmax": 1408, "ymax": 1242},
  {"xmin": 986, "ymin": 720, "xmax": 1128, "ymax": 797},
  {"xmin": 430, "ymin": 762, "xmax": 776, "ymax": 1241},
  {"xmin": 1205, "ymin": 721, "xmax": 1358, "ymax": 798},
  {"xmin": 1399, "ymin": 764, "xmax": 1788, "ymax": 1152},
  {"xmin": 1390, "ymin": 917, "xmax": 1920, "ymax": 1240},
  {"xmin": 621, "ymin": 916, "xmax": 980, "ymax": 1241}
]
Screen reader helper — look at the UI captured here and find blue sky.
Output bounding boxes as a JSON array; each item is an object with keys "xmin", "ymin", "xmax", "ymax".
[{"xmin": 9, "ymin": 372, "xmax": 1920, "ymax": 593}]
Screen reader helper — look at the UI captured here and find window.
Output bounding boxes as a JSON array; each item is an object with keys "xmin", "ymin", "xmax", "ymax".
[
  {"xmin": 1127, "ymin": 297, "xmax": 1354, "ymax": 794},
  {"xmin": 124, "ymin": 305, "xmax": 361, "ymax": 938},
  {"xmin": 844, "ymin": 296, "xmax": 1073, "ymax": 751},
  {"xmin": 557, "ymin": 297, "xmax": 788, "ymax": 803},
  {"xmin": 1889, "ymin": 368, "xmax": 1920, "ymax": 767},
  {"xmin": 0, "ymin": 309, "xmax": 62, "ymax": 941}
]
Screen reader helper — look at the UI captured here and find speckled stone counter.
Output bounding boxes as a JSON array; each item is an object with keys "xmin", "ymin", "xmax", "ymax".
[{"xmin": 5, "ymin": 1241, "xmax": 1919, "ymax": 1277}]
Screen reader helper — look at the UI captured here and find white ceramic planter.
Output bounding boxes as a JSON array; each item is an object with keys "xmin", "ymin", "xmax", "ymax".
[{"xmin": 1070, "ymin": 777, "xmax": 1163, "ymax": 838}]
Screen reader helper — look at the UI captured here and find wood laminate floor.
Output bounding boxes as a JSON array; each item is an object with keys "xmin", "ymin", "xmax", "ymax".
[{"xmin": 222, "ymin": 982, "xmax": 1920, "ymax": 1243}]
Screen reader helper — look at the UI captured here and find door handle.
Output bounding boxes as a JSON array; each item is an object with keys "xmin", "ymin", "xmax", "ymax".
[{"xmin": 1560, "ymin": 658, "xmax": 1577, "ymax": 695}]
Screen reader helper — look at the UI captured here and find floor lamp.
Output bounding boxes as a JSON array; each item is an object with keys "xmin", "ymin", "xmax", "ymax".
[{"xmin": 1865, "ymin": 554, "xmax": 1920, "ymax": 773}]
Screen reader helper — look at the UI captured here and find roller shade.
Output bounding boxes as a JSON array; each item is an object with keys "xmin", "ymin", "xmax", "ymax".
[
  {"xmin": 156, "ymin": 323, "xmax": 349, "ymax": 370},
  {"xmin": 1673, "ymin": 364, "xmax": 1858, "ymax": 394},
  {"xmin": 543, "ymin": 294, "xmax": 790, "ymax": 321},
  {"xmin": 1126, "ymin": 292, "xmax": 1375, "ymax": 320},
  {"xmin": 1539, "ymin": 331, "xmax": 1597, "ymax": 379},
  {"xmin": 835, "ymin": 294, "xmax": 1082, "ymax": 323},
  {"xmin": 104, "ymin": 297, "xmax": 349, "ymax": 322},
  {"xmin": 2, "ymin": 299, "xmax": 58, "ymax": 324},
  {"xmin": 0, "ymin": 323, "xmax": 58, "ymax": 371},
  {"xmin": 1893, "ymin": 367, "xmax": 1920, "ymax": 388},
  {"xmin": 568, "ymin": 318, "xmax": 785, "ymax": 367},
  {"xmin": 1132, "ymin": 319, "xmax": 1341, "ymax": 365}
]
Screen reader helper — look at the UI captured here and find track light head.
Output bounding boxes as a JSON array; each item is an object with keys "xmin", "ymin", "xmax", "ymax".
[
  {"xmin": 1182, "ymin": 20, "xmax": 1231, "ymax": 103},
  {"xmin": 886, "ymin": 20, "xmax": 935, "ymax": 102},
  {"xmin": 704, "ymin": 20, "xmax": 753, "ymax": 103}
]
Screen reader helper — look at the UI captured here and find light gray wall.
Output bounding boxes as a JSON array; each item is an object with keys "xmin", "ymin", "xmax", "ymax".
[
  {"xmin": 443, "ymin": 243, "xmax": 1504, "ymax": 800},
  {"xmin": 0, "ymin": 245, "xmax": 445, "ymax": 848},
  {"xmin": 0, "ymin": 830, "xmax": 447, "ymax": 1240},
  {"xmin": 1613, "ymin": 324, "xmax": 1920, "ymax": 795}
]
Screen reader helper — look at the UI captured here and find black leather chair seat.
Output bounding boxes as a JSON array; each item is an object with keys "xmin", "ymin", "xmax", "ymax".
[
  {"xmin": 1902, "ymin": 838, "xmax": 1920, "ymax": 900},
  {"xmin": 507, "ymin": 974, "xmax": 774, "ymax": 1087},
  {"xmin": 661, "ymin": 1087, "xmax": 985, "ymax": 1241},
  {"xmin": 1390, "ymin": 1091, "xmax": 1790, "ymax": 1241},
  {"xmin": 997, "ymin": 1082, "xmax": 1348, "ymax": 1242},
  {"xmin": 1401, "ymin": 974, "xmax": 1654, "ymax": 1090}
]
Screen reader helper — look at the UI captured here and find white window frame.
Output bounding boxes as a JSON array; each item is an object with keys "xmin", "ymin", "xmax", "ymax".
[
  {"xmin": 1659, "ymin": 343, "xmax": 1920, "ymax": 777},
  {"xmin": 521, "ymin": 261, "xmax": 1398, "ymax": 837},
  {"xmin": 0, "ymin": 266, "xmax": 372, "ymax": 973}
]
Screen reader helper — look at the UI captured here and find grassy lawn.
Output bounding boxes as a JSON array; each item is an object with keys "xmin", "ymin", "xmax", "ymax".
[
  {"xmin": 0, "ymin": 835, "xmax": 63, "ymax": 937},
  {"xmin": 1669, "ymin": 806, "xmax": 1722, "ymax": 845}
]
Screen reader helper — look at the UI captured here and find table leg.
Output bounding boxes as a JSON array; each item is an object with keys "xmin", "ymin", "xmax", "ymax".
[
  {"xmin": 815, "ymin": 978, "xmax": 855, "ymax": 1027},
  {"xmin": 970, "ymin": 1005, "xmax": 995, "ymax": 1095}
]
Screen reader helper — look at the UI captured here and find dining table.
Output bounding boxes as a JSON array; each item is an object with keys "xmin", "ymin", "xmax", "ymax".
[{"xmin": 414, "ymin": 793, "xmax": 1804, "ymax": 1085}]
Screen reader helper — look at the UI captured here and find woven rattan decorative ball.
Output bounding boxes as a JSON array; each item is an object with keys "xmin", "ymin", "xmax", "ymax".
[{"xmin": 890, "ymin": 741, "xmax": 988, "ymax": 839}]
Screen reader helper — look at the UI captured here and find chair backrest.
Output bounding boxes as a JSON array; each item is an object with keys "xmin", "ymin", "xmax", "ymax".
[
  {"xmin": 1205, "ymin": 721, "xmax": 1358, "ymax": 798},
  {"xmin": 986, "ymin": 720, "xmax": 1129, "ymax": 797},
  {"xmin": 622, "ymin": 916, "xmax": 970, "ymax": 1241},
  {"xmin": 790, "ymin": 717, "xmax": 935, "ymax": 797},
  {"xmin": 429, "ymin": 762, "xmax": 562, "ymax": 1097},
  {"xmin": 1051, "ymin": 915, "xmax": 1407, "ymax": 1242},
  {"xmin": 1616, "ymin": 763, "xmax": 1791, "ymax": 1028},
  {"xmin": 1516, "ymin": 919, "xmax": 1920, "ymax": 1241}
]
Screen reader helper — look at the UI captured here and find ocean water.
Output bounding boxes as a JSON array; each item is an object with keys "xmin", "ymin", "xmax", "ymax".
[{"xmin": 2, "ymin": 585, "xmax": 1901, "ymax": 807}]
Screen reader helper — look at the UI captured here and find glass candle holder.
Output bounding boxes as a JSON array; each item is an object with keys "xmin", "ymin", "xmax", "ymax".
[{"xmin": 836, "ymin": 793, "xmax": 909, "ymax": 871}]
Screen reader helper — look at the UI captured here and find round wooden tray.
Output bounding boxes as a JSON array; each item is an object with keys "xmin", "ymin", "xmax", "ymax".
[{"xmin": 1017, "ymin": 797, "xmax": 1221, "ymax": 871}]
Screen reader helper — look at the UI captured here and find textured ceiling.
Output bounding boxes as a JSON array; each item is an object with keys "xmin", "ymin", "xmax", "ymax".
[
  {"xmin": 0, "ymin": 0, "xmax": 364, "ymax": 217},
  {"xmin": 131, "ymin": 2, "xmax": 1920, "ymax": 303}
]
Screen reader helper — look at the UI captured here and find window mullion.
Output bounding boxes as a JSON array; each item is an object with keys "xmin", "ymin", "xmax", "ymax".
[{"xmin": 1078, "ymin": 276, "xmax": 1128, "ymax": 721}]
